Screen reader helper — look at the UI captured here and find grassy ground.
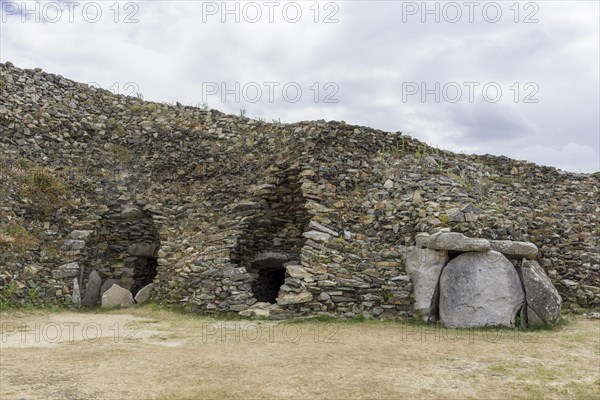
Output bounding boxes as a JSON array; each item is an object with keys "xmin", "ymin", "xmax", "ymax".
[{"xmin": 0, "ymin": 306, "xmax": 598, "ymax": 399}]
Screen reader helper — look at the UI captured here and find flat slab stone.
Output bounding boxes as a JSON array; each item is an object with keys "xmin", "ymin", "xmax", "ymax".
[
  {"xmin": 277, "ymin": 291, "xmax": 313, "ymax": 305},
  {"xmin": 520, "ymin": 259, "xmax": 562, "ymax": 326},
  {"xmin": 251, "ymin": 252, "xmax": 289, "ymax": 269},
  {"xmin": 120, "ymin": 205, "xmax": 144, "ymax": 219},
  {"xmin": 416, "ymin": 232, "xmax": 490, "ymax": 252},
  {"xmin": 490, "ymin": 240, "xmax": 538, "ymax": 260},
  {"xmin": 308, "ymin": 221, "xmax": 339, "ymax": 237},
  {"xmin": 127, "ymin": 242, "xmax": 159, "ymax": 258},
  {"xmin": 302, "ymin": 230, "xmax": 331, "ymax": 242},
  {"xmin": 399, "ymin": 246, "xmax": 448, "ymax": 322},
  {"xmin": 68, "ymin": 230, "xmax": 93, "ymax": 240},
  {"xmin": 52, "ymin": 262, "xmax": 80, "ymax": 279},
  {"xmin": 285, "ymin": 265, "xmax": 313, "ymax": 281},
  {"xmin": 134, "ymin": 283, "xmax": 154, "ymax": 304},
  {"xmin": 439, "ymin": 251, "xmax": 525, "ymax": 328},
  {"xmin": 101, "ymin": 284, "xmax": 134, "ymax": 308}
]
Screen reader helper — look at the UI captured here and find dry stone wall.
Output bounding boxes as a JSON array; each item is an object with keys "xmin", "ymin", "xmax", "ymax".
[{"xmin": 0, "ymin": 62, "xmax": 598, "ymax": 320}]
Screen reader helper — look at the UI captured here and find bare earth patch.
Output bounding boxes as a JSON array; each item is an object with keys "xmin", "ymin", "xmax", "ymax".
[{"xmin": 0, "ymin": 308, "xmax": 598, "ymax": 399}]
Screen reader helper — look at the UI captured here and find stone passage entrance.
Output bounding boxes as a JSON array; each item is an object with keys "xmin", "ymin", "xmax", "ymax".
[
  {"xmin": 127, "ymin": 241, "xmax": 160, "ymax": 296},
  {"xmin": 234, "ymin": 168, "xmax": 309, "ymax": 304},
  {"xmin": 88, "ymin": 203, "xmax": 161, "ymax": 297},
  {"xmin": 250, "ymin": 252, "xmax": 290, "ymax": 303}
]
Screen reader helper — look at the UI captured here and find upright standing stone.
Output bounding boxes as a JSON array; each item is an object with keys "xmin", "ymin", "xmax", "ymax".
[
  {"xmin": 399, "ymin": 246, "xmax": 448, "ymax": 322},
  {"xmin": 72, "ymin": 278, "xmax": 81, "ymax": 306},
  {"xmin": 134, "ymin": 283, "xmax": 154, "ymax": 304},
  {"xmin": 81, "ymin": 270, "xmax": 102, "ymax": 307},
  {"xmin": 520, "ymin": 259, "xmax": 562, "ymax": 326},
  {"xmin": 439, "ymin": 251, "xmax": 525, "ymax": 328}
]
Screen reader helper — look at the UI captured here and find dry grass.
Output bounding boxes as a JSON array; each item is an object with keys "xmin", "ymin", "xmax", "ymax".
[{"xmin": 0, "ymin": 307, "xmax": 598, "ymax": 399}]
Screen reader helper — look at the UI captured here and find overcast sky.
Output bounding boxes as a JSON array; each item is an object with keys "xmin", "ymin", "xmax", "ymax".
[{"xmin": 1, "ymin": 0, "xmax": 598, "ymax": 172}]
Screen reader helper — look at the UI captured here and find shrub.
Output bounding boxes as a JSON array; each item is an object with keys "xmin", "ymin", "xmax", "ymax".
[
  {"xmin": 0, "ymin": 220, "xmax": 38, "ymax": 250},
  {"xmin": 20, "ymin": 167, "xmax": 69, "ymax": 218},
  {"xmin": 110, "ymin": 144, "xmax": 131, "ymax": 164}
]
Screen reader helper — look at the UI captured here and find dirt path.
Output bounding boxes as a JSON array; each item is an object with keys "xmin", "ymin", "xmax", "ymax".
[{"xmin": 1, "ymin": 309, "xmax": 598, "ymax": 399}]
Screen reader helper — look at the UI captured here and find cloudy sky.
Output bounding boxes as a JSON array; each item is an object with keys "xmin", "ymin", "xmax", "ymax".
[{"xmin": 1, "ymin": 0, "xmax": 598, "ymax": 172}]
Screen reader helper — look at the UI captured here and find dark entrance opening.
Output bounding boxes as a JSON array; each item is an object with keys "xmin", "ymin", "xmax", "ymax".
[
  {"xmin": 130, "ymin": 257, "xmax": 158, "ymax": 296},
  {"xmin": 248, "ymin": 251, "xmax": 289, "ymax": 304},
  {"xmin": 252, "ymin": 267, "xmax": 286, "ymax": 303}
]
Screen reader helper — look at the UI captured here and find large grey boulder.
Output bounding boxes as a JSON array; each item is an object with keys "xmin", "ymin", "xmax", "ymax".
[
  {"xmin": 490, "ymin": 240, "xmax": 538, "ymax": 260},
  {"xmin": 81, "ymin": 270, "xmax": 102, "ymax": 307},
  {"xmin": 520, "ymin": 259, "xmax": 562, "ymax": 326},
  {"xmin": 100, "ymin": 279, "xmax": 120, "ymax": 297},
  {"xmin": 399, "ymin": 246, "xmax": 448, "ymax": 322},
  {"xmin": 101, "ymin": 284, "xmax": 134, "ymax": 308},
  {"xmin": 416, "ymin": 232, "xmax": 490, "ymax": 252},
  {"xmin": 439, "ymin": 251, "xmax": 525, "ymax": 328}
]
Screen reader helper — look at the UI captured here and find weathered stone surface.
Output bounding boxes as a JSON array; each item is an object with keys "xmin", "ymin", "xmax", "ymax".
[
  {"xmin": 100, "ymin": 279, "xmax": 120, "ymax": 297},
  {"xmin": 61, "ymin": 240, "xmax": 86, "ymax": 251},
  {"xmin": 72, "ymin": 278, "xmax": 81, "ymax": 305},
  {"xmin": 439, "ymin": 251, "xmax": 525, "ymax": 328},
  {"xmin": 127, "ymin": 242, "xmax": 159, "ymax": 258},
  {"xmin": 525, "ymin": 305, "xmax": 546, "ymax": 328},
  {"xmin": 134, "ymin": 283, "xmax": 154, "ymax": 304},
  {"xmin": 81, "ymin": 270, "xmax": 102, "ymax": 307},
  {"xmin": 520, "ymin": 259, "xmax": 562, "ymax": 326},
  {"xmin": 52, "ymin": 262, "xmax": 80, "ymax": 279},
  {"xmin": 68, "ymin": 230, "xmax": 93, "ymax": 240},
  {"xmin": 285, "ymin": 265, "xmax": 312, "ymax": 281},
  {"xmin": 101, "ymin": 284, "xmax": 134, "ymax": 308},
  {"xmin": 399, "ymin": 246, "xmax": 448, "ymax": 322},
  {"xmin": 490, "ymin": 240, "xmax": 538, "ymax": 260},
  {"xmin": 251, "ymin": 252, "xmax": 289, "ymax": 268},
  {"xmin": 416, "ymin": 232, "xmax": 490, "ymax": 252},
  {"xmin": 277, "ymin": 291, "xmax": 313, "ymax": 305},
  {"xmin": 121, "ymin": 205, "xmax": 144, "ymax": 219},
  {"xmin": 308, "ymin": 221, "xmax": 338, "ymax": 237},
  {"xmin": 302, "ymin": 230, "xmax": 331, "ymax": 242},
  {"xmin": 239, "ymin": 302, "xmax": 281, "ymax": 317}
]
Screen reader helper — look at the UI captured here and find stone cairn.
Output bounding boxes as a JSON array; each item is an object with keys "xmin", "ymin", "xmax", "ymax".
[{"xmin": 0, "ymin": 62, "xmax": 597, "ymax": 320}]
